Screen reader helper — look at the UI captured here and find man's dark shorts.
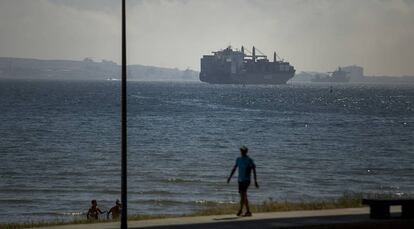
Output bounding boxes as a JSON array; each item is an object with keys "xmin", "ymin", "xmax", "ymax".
[{"xmin": 238, "ymin": 181, "xmax": 250, "ymax": 193}]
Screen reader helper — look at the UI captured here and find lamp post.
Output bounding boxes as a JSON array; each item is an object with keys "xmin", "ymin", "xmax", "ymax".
[{"xmin": 121, "ymin": 0, "xmax": 127, "ymax": 228}]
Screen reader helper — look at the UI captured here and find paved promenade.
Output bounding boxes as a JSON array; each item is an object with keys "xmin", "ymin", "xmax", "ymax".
[{"xmin": 36, "ymin": 207, "xmax": 413, "ymax": 229}]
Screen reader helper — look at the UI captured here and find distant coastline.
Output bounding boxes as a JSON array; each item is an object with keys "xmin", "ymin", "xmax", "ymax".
[
  {"xmin": 0, "ymin": 57, "xmax": 199, "ymax": 82},
  {"xmin": 1, "ymin": 57, "xmax": 413, "ymax": 84}
]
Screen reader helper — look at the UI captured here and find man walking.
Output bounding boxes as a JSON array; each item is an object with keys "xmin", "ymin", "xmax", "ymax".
[{"xmin": 227, "ymin": 146, "xmax": 259, "ymax": 217}]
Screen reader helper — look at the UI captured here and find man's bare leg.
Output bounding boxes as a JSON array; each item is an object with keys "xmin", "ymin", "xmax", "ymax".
[
  {"xmin": 242, "ymin": 192, "xmax": 252, "ymax": 216},
  {"xmin": 237, "ymin": 192, "xmax": 244, "ymax": 216},
  {"xmin": 245, "ymin": 193, "xmax": 250, "ymax": 213}
]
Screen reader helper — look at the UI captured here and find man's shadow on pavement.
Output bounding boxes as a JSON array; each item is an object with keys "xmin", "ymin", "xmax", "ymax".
[{"xmin": 213, "ymin": 217, "xmax": 240, "ymax": 221}]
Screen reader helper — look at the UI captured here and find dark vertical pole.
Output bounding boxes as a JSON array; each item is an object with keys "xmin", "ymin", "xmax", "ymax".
[{"xmin": 121, "ymin": 0, "xmax": 127, "ymax": 228}]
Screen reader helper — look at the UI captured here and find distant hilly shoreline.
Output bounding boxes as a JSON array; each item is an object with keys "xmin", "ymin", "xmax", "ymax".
[
  {"xmin": 0, "ymin": 57, "xmax": 199, "ymax": 81},
  {"xmin": 1, "ymin": 57, "xmax": 413, "ymax": 84}
]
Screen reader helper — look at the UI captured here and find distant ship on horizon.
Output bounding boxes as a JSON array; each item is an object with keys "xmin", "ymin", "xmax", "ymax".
[
  {"xmin": 199, "ymin": 46, "xmax": 295, "ymax": 85},
  {"xmin": 311, "ymin": 67, "xmax": 350, "ymax": 83}
]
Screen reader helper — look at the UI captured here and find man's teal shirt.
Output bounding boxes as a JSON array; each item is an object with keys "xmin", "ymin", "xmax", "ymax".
[{"xmin": 235, "ymin": 156, "xmax": 255, "ymax": 182}]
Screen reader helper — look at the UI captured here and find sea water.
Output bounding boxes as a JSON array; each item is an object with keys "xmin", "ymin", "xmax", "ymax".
[{"xmin": 0, "ymin": 80, "xmax": 413, "ymax": 223}]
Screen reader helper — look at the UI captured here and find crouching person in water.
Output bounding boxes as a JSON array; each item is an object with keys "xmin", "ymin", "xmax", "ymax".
[
  {"xmin": 87, "ymin": 200, "xmax": 103, "ymax": 220},
  {"xmin": 227, "ymin": 146, "xmax": 259, "ymax": 217},
  {"xmin": 107, "ymin": 199, "xmax": 122, "ymax": 220}
]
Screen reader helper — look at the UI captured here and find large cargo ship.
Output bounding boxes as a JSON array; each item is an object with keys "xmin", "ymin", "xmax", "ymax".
[{"xmin": 200, "ymin": 46, "xmax": 295, "ymax": 84}]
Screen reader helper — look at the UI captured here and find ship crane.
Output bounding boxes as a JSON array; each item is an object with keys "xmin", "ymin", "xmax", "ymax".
[
  {"xmin": 254, "ymin": 47, "xmax": 268, "ymax": 58},
  {"xmin": 241, "ymin": 46, "xmax": 267, "ymax": 62},
  {"xmin": 241, "ymin": 46, "xmax": 285, "ymax": 63},
  {"xmin": 273, "ymin": 52, "xmax": 284, "ymax": 62}
]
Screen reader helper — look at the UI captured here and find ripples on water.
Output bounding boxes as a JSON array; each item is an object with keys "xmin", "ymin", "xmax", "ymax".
[{"xmin": 0, "ymin": 80, "xmax": 413, "ymax": 223}]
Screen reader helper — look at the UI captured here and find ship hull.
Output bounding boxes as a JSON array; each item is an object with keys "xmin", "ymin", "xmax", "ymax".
[{"xmin": 200, "ymin": 72, "xmax": 294, "ymax": 85}]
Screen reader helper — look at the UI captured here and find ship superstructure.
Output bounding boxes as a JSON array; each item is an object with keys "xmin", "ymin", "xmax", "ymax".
[{"xmin": 200, "ymin": 46, "xmax": 295, "ymax": 84}]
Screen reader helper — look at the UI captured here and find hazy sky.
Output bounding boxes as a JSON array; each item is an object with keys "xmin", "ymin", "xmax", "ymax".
[{"xmin": 1, "ymin": 0, "xmax": 414, "ymax": 75}]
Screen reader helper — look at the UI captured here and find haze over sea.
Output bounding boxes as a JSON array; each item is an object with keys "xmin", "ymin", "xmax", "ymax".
[{"xmin": 0, "ymin": 79, "xmax": 413, "ymax": 224}]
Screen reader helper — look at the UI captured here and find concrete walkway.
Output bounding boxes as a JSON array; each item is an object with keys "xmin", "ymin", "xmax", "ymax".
[{"xmin": 36, "ymin": 207, "xmax": 413, "ymax": 229}]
